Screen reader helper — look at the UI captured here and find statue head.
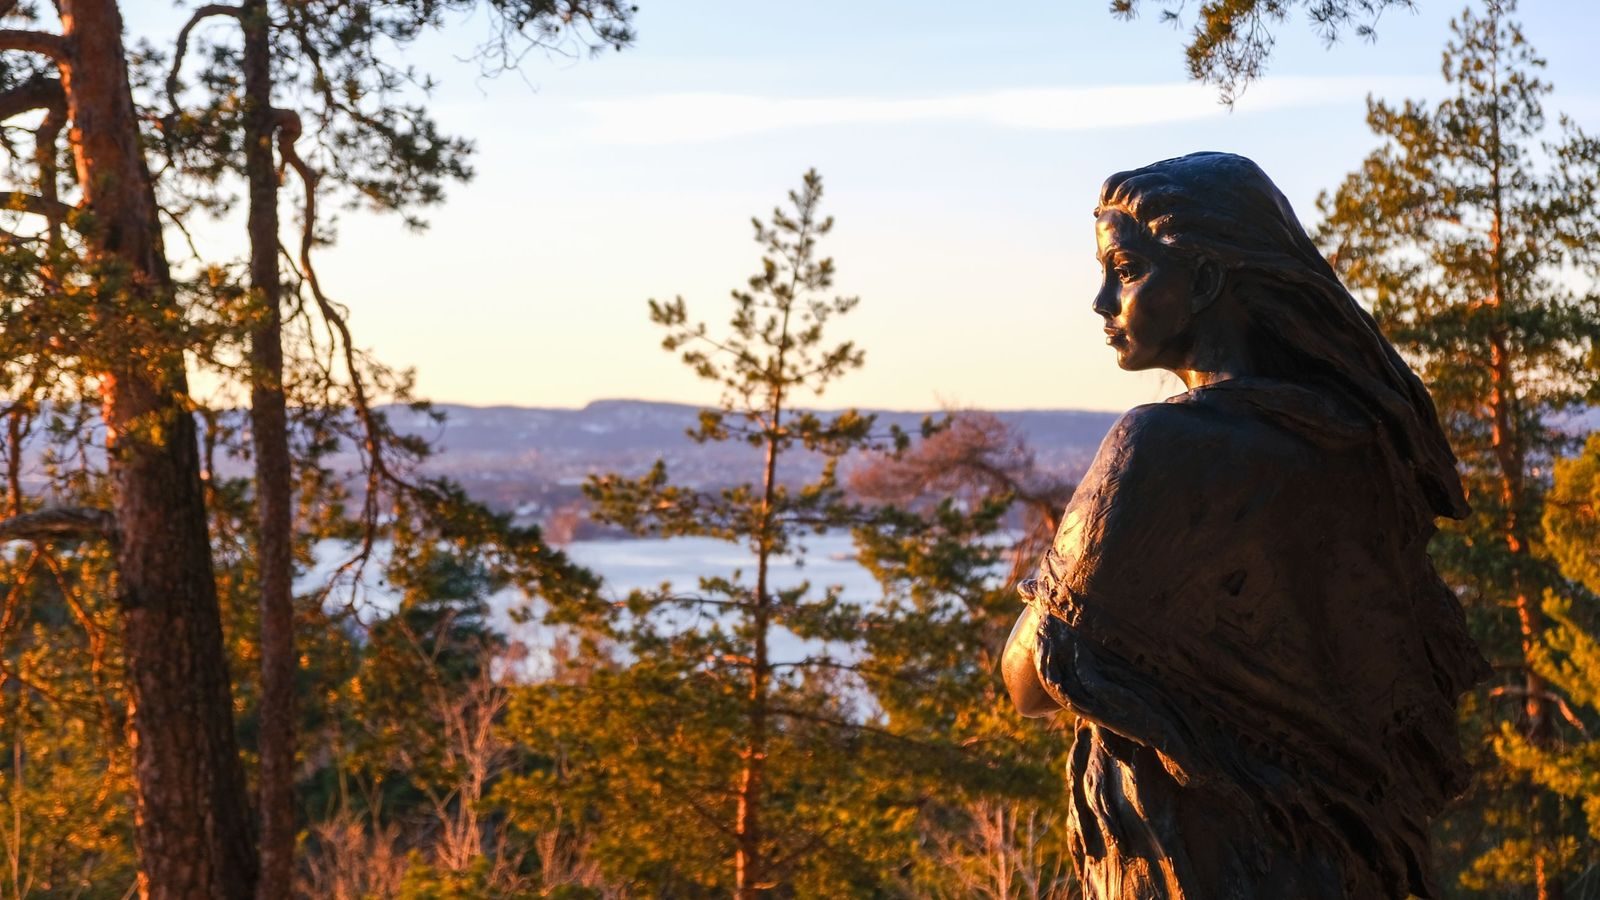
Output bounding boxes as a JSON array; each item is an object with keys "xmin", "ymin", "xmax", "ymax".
[
  {"xmin": 1090, "ymin": 197, "xmax": 1226, "ymax": 374},
  {"xmin": 1091, "ymin": 151, "xmax": 1468, "ymax": 519}
]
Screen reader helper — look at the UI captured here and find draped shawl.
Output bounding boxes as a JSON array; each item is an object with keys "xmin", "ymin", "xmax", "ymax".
[{"xmin": 1018, "ymin": 377, "xmax": 1486, "ymax": 899}]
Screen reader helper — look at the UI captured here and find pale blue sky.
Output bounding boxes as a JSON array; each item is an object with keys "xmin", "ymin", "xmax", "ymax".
[{"xmin": 131, "ymin": 1, "xmax": 1600, "ymax": 411}]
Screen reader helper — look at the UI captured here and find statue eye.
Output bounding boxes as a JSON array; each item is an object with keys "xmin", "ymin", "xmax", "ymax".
[{"xmin": 1114, "ymin": 262, "xmax": 1139, "ymax": 283}]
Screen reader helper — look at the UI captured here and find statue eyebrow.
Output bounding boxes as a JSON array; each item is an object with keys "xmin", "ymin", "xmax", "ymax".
[{"xmin": 1096, "ymin": 244, "xmax": 1138, "ymax": 265}]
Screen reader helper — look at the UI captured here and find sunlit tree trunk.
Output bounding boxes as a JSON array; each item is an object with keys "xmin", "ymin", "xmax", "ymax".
[
  {"xmin": 59, "ymin": 0, "xmax": 258, "ymax": 894},
  {"xmin": 734, "ymin": 419, "xmax": 777, "ymax": 899},
  {"xmin": 240, "ymin": 0, "xmax": 296, "ymax": 893},
  {"xmin": 1482, "ymin": 52, "xmax": 1560, "ymax": 900}
]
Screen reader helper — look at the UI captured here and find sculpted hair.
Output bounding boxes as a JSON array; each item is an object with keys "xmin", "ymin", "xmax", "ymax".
[{"xmin": 1095, "ymin": 151, "xmax": 1468, "ymax": 520}]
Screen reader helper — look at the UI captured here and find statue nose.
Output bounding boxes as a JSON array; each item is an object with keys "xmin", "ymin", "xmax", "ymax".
[{"xmin": 1092, "ymin": 283, "xmax": 1119, "ymax": 318}]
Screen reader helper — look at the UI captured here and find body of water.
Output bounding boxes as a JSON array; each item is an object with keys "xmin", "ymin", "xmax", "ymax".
[{"xmin": 308, "ymin": 532, "xmax": 889, "ymax": 666}]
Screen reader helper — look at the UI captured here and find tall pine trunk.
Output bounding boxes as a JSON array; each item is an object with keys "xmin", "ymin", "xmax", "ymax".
[
  {"xmin": 734, "ymin": 424, "xmax": 776, "ymax": 899},
  {"xmin": 734, "ymin": 291, "xmax": 796, "ymax": 899},
  {"xmin": 240, "ymin": 0, "xmax": 296, "ymax": 893},
  {"xmin": 59, "ymin": 0, "xmax": 258, "ymax": 895},
  {"xmin": 1485, "ymin": 80, "xmax": 1561, "ymax": 900}
]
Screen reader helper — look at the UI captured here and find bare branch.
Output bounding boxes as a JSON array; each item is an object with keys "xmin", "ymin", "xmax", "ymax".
[
  {"xmin": 0, "ymin": 547, "xmax": 40, "ymax": 642},
  {"xmin": 1488, "ymin": 685, "xmax": 1590, "ymax": 736},
  {"xmin": 0, "ymin": 190, "xmax": 77, "ymax": 226},
  {"xmin": 157, "ymin": 200, "xmax": 203, "ymax": 260},
  {"xmin": 0, "ymin": 29, "xmax": 66, "ymax": 61},
  {"xmin": 34, "ymin": 89, "xmax": 64, "ymax": 246},
  {"xmin": 0, "ymin": 506, "xmax": 116, "ymax": 543},
  {"xmin": 167, "ymin": 4, "xmax": 243, "ymax": 106},
  {"xmin": 0, "ymin": 74, "xmax": 61, "ymax": 123},
  {"xmin": 276, "ymin": 104, "xmax": 415, "ymax": 598}
]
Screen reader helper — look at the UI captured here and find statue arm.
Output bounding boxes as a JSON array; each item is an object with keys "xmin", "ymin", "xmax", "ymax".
[
  {"xmin": 1001, "ymin": 402, "xmax": 1210, "ymax": 720},
  {"xmin": 1003, "ymin": 596, "xmax": 1061, "ymax": 717}
]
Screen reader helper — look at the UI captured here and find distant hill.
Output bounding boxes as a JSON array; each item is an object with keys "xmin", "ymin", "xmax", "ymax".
[
  {"xmin": 9, "ymin": 399, "xmax": 1121, "ymax": 526},
  {"xmin": 380, "ymin": 400, "xmax": 1122, "ymax": 521}
]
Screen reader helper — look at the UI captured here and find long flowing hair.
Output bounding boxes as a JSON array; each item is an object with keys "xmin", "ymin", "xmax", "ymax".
[{"xmin": 1095, "ymin": 151, "xmax": 1468, "ymax": 520}]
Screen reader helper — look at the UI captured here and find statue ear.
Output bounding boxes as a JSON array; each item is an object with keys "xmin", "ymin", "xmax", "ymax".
[{"xmin": 1189, "ymin": 258, "xmax": 1224, "ymax": 313}]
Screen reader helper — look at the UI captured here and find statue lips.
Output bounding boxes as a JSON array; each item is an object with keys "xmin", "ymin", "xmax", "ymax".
[{"xmin": 1103, "ymin": 326, "xmax": 1128, "ymax": 348}]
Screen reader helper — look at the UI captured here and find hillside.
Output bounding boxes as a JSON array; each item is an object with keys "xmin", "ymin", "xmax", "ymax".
[{"xmin": 386, "ymin": 399, "xmax": 1121, "ymax": 523}]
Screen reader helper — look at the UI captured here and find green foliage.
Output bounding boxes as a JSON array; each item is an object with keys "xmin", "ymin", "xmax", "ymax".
[
  {"xmin": 1545, "ymin": 433, "xmax": 1600, "ymax": 597},
  {"xmin": 1476, "ymin": 436, "xmax": 1600, "ymax": 890},
  {"xmin": 3, "ymin": 0, "xmax": 634, "ymax": 891},
  {"xmin": 0, "ymin": 544, "xmax": 138, "ymax": 898},
  {"xmin": 849, "ymin": 496, "xmax": 1075, "ymax": 898},
  {"xmin": 500, "ymin": 171, "xmax": 1082, "ymax": 896},
  {"xmin": 1474, "ymin": 586, "xmax": 1600, "ymax": 891},
  {"xmin": 1110, "ymin": 0, "xmax": 1415, "ymax": 103},
  {"xmin": 563, "ymin": 169, "xmax": 892, "ymax": 893},
  {"xmin": 1317, "ymin": 1, "xmax": 1600, "ymax": 892}
]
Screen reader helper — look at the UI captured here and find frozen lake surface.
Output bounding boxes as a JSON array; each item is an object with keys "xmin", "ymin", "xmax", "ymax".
[
  {"xmin": 561, "ymin": 532, "xmax": 882, "ymax": 666},
  {"xmin": 564, "ymin": 532, "xmax": 883, "ymax": 607},
  {"xmin": 308, "ymin": 532, "xmax": 889, "ymax": 666}
]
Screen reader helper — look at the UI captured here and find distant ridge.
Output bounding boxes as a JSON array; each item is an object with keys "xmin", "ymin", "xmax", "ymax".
[
  {"xmin": 8, "ymin": 399, "xmax": 1121, "ymax": 520},
  {"xmin": 380, "ymin": 399, "xmax": 1121, "ymax": 516},
  {"xmin": 390, "ymin": 399, "xmax": 1118, "ymax": 475}
]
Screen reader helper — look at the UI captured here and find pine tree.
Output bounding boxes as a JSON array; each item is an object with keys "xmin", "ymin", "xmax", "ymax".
[
  {"xmin": 577, "ymin": 169, "xmax": 880, "ymax": 896},
  {"xmin": 1316, "ymin": 2, "xmax": 1600, "ymax": 894},
  {"xmin": 157, "ymin": 2, "xmax": 635, "ymax": 888},
  {"xmin": 0, "ymin": 3, "xmax": 260, "ymax": 893},
  {"xmin": 0, "ymin": 0, "xmax": 633, "ymax": 889},
  {"xmin": 505, "ymin": 172, "xmax": 1081, "ymax": 897},
  {"xmin": 846, "ymin": 415, "xmax": 1078, "ymax": 898},
  {"xmin": 1484, "ymin": 433, "xmax": 1600, "ymax": 889},
  {"xmin": 510, "ymin": 169, "xmax": 923, "ymax": 896}
]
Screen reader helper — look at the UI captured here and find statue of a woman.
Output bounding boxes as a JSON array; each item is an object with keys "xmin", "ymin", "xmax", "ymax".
[{"xmin": 1002, "ymin": 152, "xmax": 1487, "ymax": 899}]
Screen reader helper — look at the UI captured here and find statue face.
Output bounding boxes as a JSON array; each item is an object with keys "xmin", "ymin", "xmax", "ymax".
[{"xmin": 1092, "ymin": 210, "xmax": 1196, "ymax": 372}]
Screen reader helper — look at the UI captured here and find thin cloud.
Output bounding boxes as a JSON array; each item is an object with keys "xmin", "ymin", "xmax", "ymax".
[{"xmin": 573, "ymin": 76, "xmax": 1432, "ymax": 144}]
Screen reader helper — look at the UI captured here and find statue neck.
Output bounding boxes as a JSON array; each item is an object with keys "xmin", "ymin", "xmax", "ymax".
[{"xmin": 1170, "ymin": 302, "xmax": 1256, "ymax": 391}]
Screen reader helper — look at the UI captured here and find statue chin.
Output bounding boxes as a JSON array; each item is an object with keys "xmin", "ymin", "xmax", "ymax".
[
  {"xmin": 1002, "ymin": 605, "xmax": 1061, "ymax": 718},
  {"xmin": 1109, "ymin": 348, "xmax": 1146, "ymax": 372}
]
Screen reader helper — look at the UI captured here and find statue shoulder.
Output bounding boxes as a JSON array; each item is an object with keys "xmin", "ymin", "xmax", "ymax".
[
  {"xmin": 1086, "ymin": 392, "xmax": 1312, "ymax": 499},
  {"xmin": 1096, "ymin": 400, "xmax": 1233, "ymax": 470},
  {"xmin": 1109, "ymin": 400, "xmax": 1217, "ymax": 443}
]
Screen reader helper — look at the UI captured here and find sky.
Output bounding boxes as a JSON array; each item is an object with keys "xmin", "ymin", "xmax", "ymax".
[{"xmin": 126, "ymin": 1, "xmax": 1600, "ymax": 413}]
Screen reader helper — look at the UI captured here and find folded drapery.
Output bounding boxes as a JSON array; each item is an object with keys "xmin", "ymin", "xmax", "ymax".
[{"xmin": 1011, "ymin": 377, "xmax": 1486, "ymax": 900}]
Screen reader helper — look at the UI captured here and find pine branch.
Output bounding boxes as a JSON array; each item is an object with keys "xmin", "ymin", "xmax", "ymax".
[
  {"xmin": 278, "ymin": 109, "xmax": 382, "ymax": 543},
  {"xmin": 764, "ymin": 820, "xmax": 845, "ymax": 882},
  {"xmin": 275, "ymin": 105, "xmax": 436, "ymax": 603},
  {"xmin": 1488, "ymin": 685, "xmax": 1589, "ymax": 736},
  {"xmin": 767, "ymin": 704, "xmax": 943, "ymax": 749},
  {"xmin": 0, "ymin": 74, "xmax": 61, "ymax": 122},
  {"xmin": 0, "ymin": 506, "xmax": 116, "ymax": 543},
  {"xmin": 0, "ymin": 191, "xmax": 77, "ymax": 226},
  {"xmin": 167, "ymin": 4, "xmax": 243, "ymax": 105},
  {"xmin": 0, "ymin": 547, "xmax": 40, "ymax": 640},
  {"xmin": 0, "ymin": 29, "xmax": 65, "ymax": 61},
  {"xmin": 0, "ymin": 369, "xmax": 49, "ymax": 431},
  {"xmin": 163, "ymin": 4, "xmax": 243, "ymax": 163}
]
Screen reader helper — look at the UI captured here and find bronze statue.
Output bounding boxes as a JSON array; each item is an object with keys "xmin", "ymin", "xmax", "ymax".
[{"xmin": 1003, "ymin": 152, "xmax": 1487, "ymax": 899}]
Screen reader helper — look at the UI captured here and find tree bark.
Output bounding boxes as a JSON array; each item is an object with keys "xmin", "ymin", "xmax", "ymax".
[
  {"xmin": 1485, "ymin": 81, "xmax": 1560, "ymax": 895},
  {"xmin": 58, "ymin": 0, "xmax": 259, "ymax": 896},
  {"xmin": 734, "ymin": 423, "xmax": 772, "ymax": 899},
  {"xmin": 734, "ymin": 288, "xmax": 797, "ymax": 899},
  {"xmin": 240, "ymin": 0, "xmax": 296, "ymax": 894},
  {"xmin": 4, "ymin": 410, "xmax": 22, "ymax": 516}
]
